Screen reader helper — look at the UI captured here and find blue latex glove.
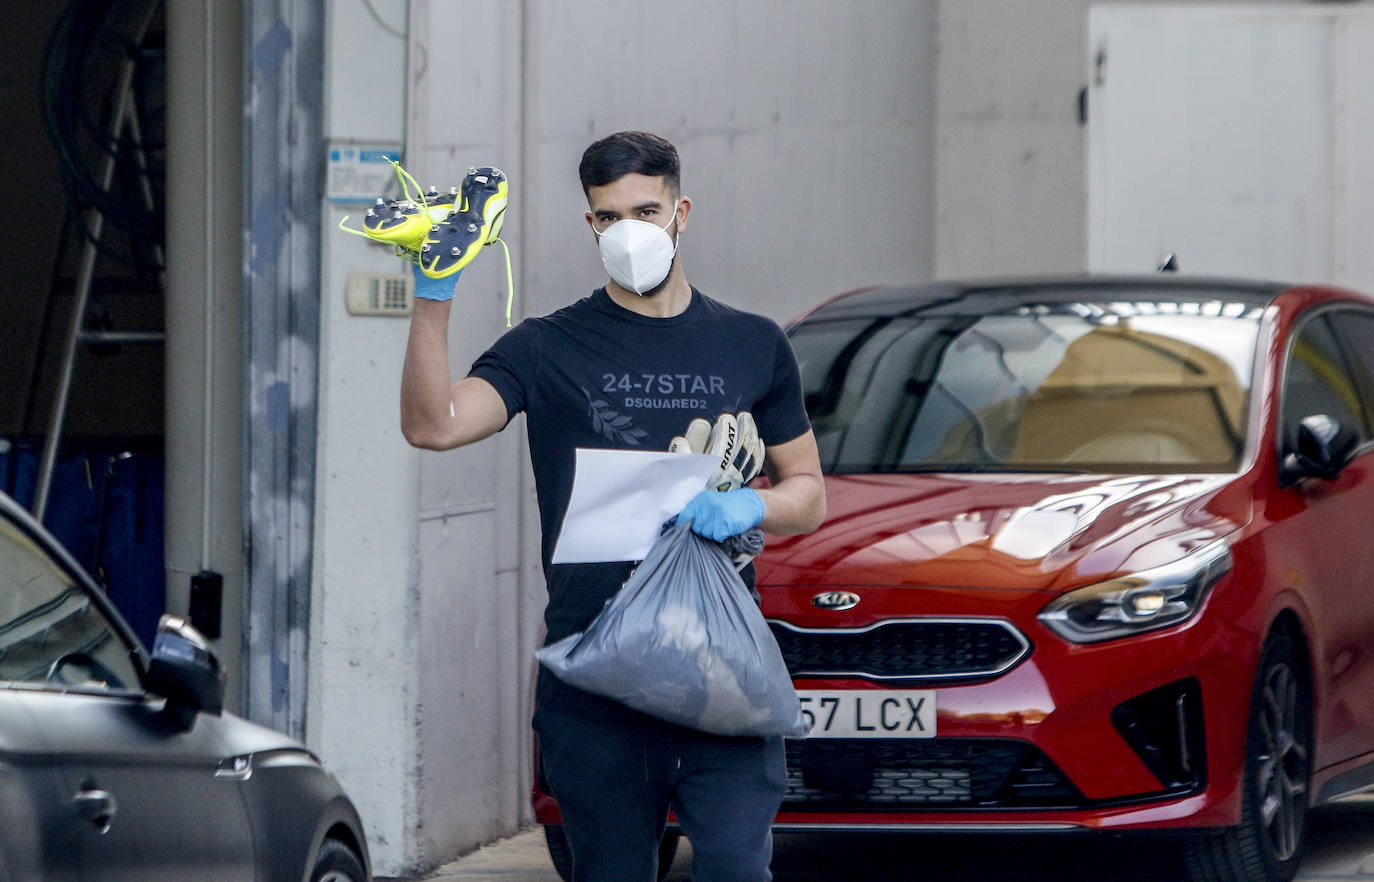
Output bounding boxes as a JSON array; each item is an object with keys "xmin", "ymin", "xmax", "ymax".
[
  {"xmin": 412, "ymin": 262, "xmax": 462, "ymax": 302},
  {"xmin": 678, "ymin": 488, "xmax": 765, "ymax": 542}
]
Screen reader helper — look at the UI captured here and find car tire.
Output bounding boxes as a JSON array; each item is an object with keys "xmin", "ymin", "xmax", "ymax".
[
  {"xmin": 543, "ymin": 824, "xmax": 680, "ymax": 881},
  {"xmin": 310, "ymin": 837, "xmax": 368, "ymax": 882},
  {"xmin": 1182, "ymin": 628, "xmax": 1311, "ymax": 882}
]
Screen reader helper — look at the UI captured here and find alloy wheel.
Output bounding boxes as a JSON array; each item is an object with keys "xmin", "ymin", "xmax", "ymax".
[{"xmin": 1254, "ymin": 660, "xmax": 1308, "ymax": 862}]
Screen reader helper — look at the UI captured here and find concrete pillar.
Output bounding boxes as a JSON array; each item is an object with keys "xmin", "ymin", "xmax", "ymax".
[{"xmin": 163, "ymin": 0, "xmax": 246, "ymax": 708}]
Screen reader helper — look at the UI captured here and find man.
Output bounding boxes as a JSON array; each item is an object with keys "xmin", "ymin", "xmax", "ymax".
[{"xmin": 399, "ymin": 131, "xmax": 825, "ymax": 881}]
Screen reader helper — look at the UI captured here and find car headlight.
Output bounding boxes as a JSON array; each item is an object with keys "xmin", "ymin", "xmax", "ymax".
[{"xmin": 1038, "ymin": 540, "xmax": 1232, "ymax": 644}]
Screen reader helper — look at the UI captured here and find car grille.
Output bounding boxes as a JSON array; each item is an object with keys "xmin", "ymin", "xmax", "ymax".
[
  {"xmin": 768, "ymin": 618, "xmax": 1030, "ymax": 682},
  {"xmin": 783, "ymin": 739, "xmax": 1083, "ymax": 810}
]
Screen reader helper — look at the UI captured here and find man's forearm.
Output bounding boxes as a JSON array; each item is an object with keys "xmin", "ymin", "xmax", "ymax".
[
  {"xmin": 755, "ymin": 474, "xmax": 826, "ymax": 536},
  {"xmin": 400, "ymin": 299, "xmax": 456, "ymax": 448},
  {"xmin": 399, "ymin": 300, "xmax": 510, "ymax": 451}
]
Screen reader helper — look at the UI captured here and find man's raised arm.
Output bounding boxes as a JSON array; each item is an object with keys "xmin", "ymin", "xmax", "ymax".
[{"xmin": 399, "ymin": 286, "xmax": 508, "ymax": 451}]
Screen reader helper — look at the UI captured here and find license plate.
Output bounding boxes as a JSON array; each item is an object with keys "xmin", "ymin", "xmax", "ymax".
[{"xmin": 797, "ymin": 690, "xmax": 936, "ymax": 738}]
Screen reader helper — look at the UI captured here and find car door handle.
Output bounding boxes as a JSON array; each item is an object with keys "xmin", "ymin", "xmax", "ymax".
[{"xmin": 72, "ymin": 788, "xmax": 117, "ymax": 833}]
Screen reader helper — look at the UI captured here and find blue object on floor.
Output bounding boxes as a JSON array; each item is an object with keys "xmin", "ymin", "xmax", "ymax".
[{"xmin": 3, "ymin": 438, "xmax": 166, "ymax": 648}]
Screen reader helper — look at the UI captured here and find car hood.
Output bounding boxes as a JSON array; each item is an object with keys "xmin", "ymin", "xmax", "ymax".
[{"xmin": 756, "ymin": 472, "xmax": 1252, "ymax": 592}]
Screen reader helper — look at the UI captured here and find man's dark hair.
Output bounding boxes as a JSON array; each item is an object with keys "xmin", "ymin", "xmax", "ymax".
[{"xmin": 578, "ymin": 131, "xmax": 681, "ymax": 196}]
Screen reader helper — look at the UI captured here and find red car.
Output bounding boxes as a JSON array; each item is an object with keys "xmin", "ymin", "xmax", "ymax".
[
  {"xmin": 759, "ymin": 276, "xmax": 1374, "ymax": 882},
  {"xmin": 537, "ymin": 276, "xmax": 1374, "ymax": 882}
]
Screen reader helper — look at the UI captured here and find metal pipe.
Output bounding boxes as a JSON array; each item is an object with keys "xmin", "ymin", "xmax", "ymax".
[
  {"xmin": 200, "ymin": 0, "xmax": 215, "ymax": 572},
  {"xmin": 33, "ymin": 56, "xmax": 138, "ymax": 523}
]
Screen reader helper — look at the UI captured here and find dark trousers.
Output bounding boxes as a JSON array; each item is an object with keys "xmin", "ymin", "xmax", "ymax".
[{"xmin": 534, "ymin": 704, "xmax": 787, "ymax": 882}]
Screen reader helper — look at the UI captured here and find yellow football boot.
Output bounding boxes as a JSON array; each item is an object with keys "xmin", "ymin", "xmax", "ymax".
[
  {"xmin": 415, "ymin": 166, "xmax": 509, "ymax": 279},
  {"xmin": 348, "ymin": 157, "xmax": 443, "ymax": 255}
]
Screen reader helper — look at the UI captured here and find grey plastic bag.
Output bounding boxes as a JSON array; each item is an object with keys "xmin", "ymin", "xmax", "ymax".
[{"xmin": 536, "ymin": 519, "xmax": 806, "ymax": 738}]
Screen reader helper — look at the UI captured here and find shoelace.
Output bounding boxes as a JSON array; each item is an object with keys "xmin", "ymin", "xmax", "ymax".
[
  {"xmin": 494, "ymin": 236, "xmax": 514, "ymax": 329},
  {"xmin": 339, "ymin": 156, "xmax": 515, "ymax": 327}
]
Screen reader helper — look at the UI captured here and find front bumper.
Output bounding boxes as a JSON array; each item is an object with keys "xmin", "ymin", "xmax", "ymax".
[{"xmin": 763, "ymin": 585, "xmax": 1256, "ymax": 832}]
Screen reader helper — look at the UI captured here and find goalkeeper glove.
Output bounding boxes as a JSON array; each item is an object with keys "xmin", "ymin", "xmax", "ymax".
[{"xmin": 668, "ymin": 412, "xmax": 764, "ymax": 492}]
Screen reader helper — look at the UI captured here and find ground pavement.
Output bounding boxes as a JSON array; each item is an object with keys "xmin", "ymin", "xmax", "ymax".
[{"xmin": 386, "ymin": 794, "xmax": 1374, "ymax": 882}]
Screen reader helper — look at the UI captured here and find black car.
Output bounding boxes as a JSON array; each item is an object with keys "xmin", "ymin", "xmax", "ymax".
[{"xmin": 0, "ymin": 490, "xmax": 371, "ymax": 881}]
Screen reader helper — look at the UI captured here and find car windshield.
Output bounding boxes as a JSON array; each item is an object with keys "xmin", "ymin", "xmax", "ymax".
[
  {"xmin": 791, "ymin": 296, "xmax": 1264, "ymax": 474},
  {"xmin": 0, "ymin": 517, "xmax": 142, "ymax": 690}
]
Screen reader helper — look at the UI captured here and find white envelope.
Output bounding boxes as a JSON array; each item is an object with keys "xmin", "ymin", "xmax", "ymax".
[{"xmin": 551, "ymin": 448, "xmax": 717, "ymax": 564}]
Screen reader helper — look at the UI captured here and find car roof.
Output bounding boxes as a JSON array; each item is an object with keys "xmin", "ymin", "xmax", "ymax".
[{"xmin": 795, "ymin": 275, "xmax": 1290, "ymax": 323}]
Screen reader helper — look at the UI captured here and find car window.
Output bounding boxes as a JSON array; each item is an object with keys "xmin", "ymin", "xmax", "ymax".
[
  {"xmin": 0, "ymin": 518, "xmax": 142, "ymax": 692},
  {"xmin": 1281, "ymin": 313, "xmax": 1370, "ymax": 451},
  {"xmin": 791, "ymin": 299, "xmax": 1261, "ymax": 474},
  {"xmin": 1327, "ymin": 309, "xmax": 1374, "ymax": 430}
]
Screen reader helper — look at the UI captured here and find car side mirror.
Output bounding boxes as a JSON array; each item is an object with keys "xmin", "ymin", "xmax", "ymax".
[
  {"xmin": 145, "ymin": 614, "xmax": 225, "ymax": 716},
  {"xmin": 1282, "ymin": 414, "xmax": 1360, "ymax": 484}
]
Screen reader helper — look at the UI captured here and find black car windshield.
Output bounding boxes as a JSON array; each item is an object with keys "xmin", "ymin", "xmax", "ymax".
[
  {"xmin": 791, "ymin": 296, "xmax": 1264, "ymax": 474},
  {"xmin": 0, "ymin": 518, "xmax": 141, "ymax": 690}
]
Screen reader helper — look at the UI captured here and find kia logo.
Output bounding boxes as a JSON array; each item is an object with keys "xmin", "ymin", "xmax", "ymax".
[{"xmin": 811, "ymin": 591, "xmax": 860, "ymax": 611}]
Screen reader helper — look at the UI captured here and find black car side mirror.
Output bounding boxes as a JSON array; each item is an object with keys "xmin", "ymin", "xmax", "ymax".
[
  {"xmin": 145, "ymin": 614, "xmax": 225, "ymax": 716},
  {"xmin": 1282, "ymin": 414, "xmax": 1360, "ymax": 484}
]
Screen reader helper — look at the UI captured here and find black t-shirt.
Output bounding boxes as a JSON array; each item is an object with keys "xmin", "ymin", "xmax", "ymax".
[{"xmin": 469, "ymin": 287, "xmax": 811, "ymax": 717}]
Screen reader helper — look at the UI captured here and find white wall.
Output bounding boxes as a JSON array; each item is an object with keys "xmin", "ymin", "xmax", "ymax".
[
  {"xmin": 312, "ymin": 0, "xmax": 936, "ymax": 875},
  {"xmin": 1087, "ymin": 4, "xmax": 1374, "ymax": 292},
  {"xmin": 515, "ymin": 2, "xmax": 937, "ymax": 325},
  {"xmin": 934, "ymin": 0, "xmax": 1094, "ymax": 277},
  {"xmin": 931, "ymin": 0, "xmax": 1299, "ymax": 281}
]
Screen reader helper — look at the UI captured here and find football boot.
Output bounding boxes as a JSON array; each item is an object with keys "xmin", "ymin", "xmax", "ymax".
[{"xmin": 415, "ymin": 166, "xmax": 509, "ymax": 279}]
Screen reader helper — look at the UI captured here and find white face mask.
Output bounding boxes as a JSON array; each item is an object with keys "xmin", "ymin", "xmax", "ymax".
[{"xmin": 594, "ymin": 203, "xmax": 679, "ymax": 295}]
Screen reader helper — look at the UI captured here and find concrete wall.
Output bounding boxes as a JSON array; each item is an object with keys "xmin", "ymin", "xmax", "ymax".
[
  {"xmin": 517, "ymin": 2, "xmax": 937, "ymax": 324},
  {"xmin": 311, "ymin": 0, "xmax": 936, "ymax": 875},
  {"xmin": 930, "ymin": 0, "xmax": 1296, "ymax": 280},
  {"xmin": 934, "ymin": 0, "xmax": 1094, "ymax": 277},
  {"xmin": 1087, "ymin": 3, "xmax": 1374, "ymax": 293}
]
